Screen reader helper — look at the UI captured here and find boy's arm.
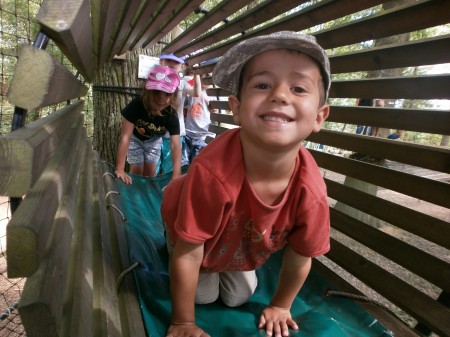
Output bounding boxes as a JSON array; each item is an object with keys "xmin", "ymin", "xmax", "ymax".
[
  {"xmin": 167, "ymin": 239, "xmax": 210, "ymax": 337},
  {"xmin": 259, "ymin": 246, "xmax": 311, "ymax": 337},
  {"xmin": 185, "ymin": 74, "xmax": 201, "ymax": 97}
]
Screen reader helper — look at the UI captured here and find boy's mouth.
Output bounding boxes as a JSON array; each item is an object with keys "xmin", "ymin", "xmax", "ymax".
[{"xmin": 262, "ymin": 114, "xmax": 292, "ymax": 123}]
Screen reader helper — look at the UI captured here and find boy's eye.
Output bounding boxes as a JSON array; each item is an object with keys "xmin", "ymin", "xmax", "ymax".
[
  {"xmin": 255, "ymin": 83, "xmax": 269, "ymax": 89},
  {"xmin": 292, "ymin": 86, "xmax": 306, "ymax": 94}
]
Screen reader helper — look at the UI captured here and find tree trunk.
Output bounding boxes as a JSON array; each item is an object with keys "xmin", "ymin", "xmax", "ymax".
[{"xmin": 92, "ymin": 45, "xmax": 163, "ymax": 165}]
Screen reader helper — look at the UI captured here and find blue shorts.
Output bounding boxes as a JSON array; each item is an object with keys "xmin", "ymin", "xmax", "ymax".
[{"xmin": 127, "ymin": 134, "xmax": 162, "ymax": 165}]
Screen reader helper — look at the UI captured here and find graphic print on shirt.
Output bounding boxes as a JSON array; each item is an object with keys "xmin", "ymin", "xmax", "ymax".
[
  {"xmin": 189, "ymin": 102, "xmax": 202, "ymax": 118},
  {"xmin": 135, "ymin": 119, "xmax": 166, "ymax": 138}
]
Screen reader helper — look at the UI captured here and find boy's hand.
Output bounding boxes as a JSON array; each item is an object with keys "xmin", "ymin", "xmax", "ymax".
[
  {"xmin": 258, "ymin": 306, "xmax": 298, "ymax": 337},
  {"xmin": 115, "ymin": 170, "xmax": 132, "ymax": 184},
  {"xmin": 166, "ymin": 323, "xmax": 210, "ymax": 337}
]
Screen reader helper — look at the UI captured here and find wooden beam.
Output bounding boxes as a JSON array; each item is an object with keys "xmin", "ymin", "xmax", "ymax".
[
  {"xmin": 325, "ymin": 178, "xmax": 450, "ymax": 249},
  {"xmin": 330, "ymin": 34, "xmax": 450, "ymax": 74},
  {"xmin": 7, "ymin": 45, "xmax": 88, "ymax": 110},
  {"xmin": 311, "ymin": 150, "xmax": 450, "ymax": 208},
  {"xmin": 37, "ymin": 0, "xmax": 95, "ymax": 82},
  {"xmin": 0, "ymin": 100, "xmax": 84, "ymax": 197},
  {"xmin": 307, "ymin": 130, "xmax": 450, "ymax": 173},
  {"xmin": 7, "ymin": 115, "xmax": 87, "ymax": 277},
  {"xmin": 327, "ymin": 105, "xmax": 450, "ymax": 135}
]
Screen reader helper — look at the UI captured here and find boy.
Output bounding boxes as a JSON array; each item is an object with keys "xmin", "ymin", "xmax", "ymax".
[{"xmin": 162, "ymin": 31, "xmax": 331, "ymax": 337}]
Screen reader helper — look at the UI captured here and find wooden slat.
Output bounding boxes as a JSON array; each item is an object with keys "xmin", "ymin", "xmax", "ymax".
[
  {"xmin": 90, "ymin": 0, "xmax": 122, "ymax": 68},
  {"xmin": 326, "ymin": 105, "xmax": 450, "ymax": 135},
  {"xmin": 210, "ymin": 111, "xmax": 234, "ymax": 124},
  {"xmin": 330, "ymin": 208, "xmax": 450, "ymax": 292},
  {"xmin": 18, "ymin": 140, "xmax": 89, "ymax": 336},
  {"xmin": 186, "ymin": 0, "xmax": 386, "ymax": 65},
  {"xmin": 7, "ymin": 115, "xmax": 86, "ymax": 277},
  {"xmin": 329, "ymin": 75, "xmax": 450, "ymax": 100},
  {"xmin": 325, "ymin": 178, "xmax": 450, "ymax": 249},
  {"xmin": 0, "ymin": 100, "xmax": 84, "ymax": 197},
  {"xmin": 326, "ymin": 239, "xmax": 450, "ymax": 337},
  {"xmin": 37, "ymin": 0, "xmax": 95, "ymax": 82},
  {"xmin": 175, "ymin": 0, "xmax": 311, "ymax": 58},
  {"xmin": 101, "ymin": 161, "xmax": 146, "ymax": 337},
  {"xmin": 311, "ymin": 150, "xmax": 450, "ymax": 208},
  {"xmin": 315, "ymin": 0, "xmax": 450, "ymax": 50},
  {"xmin": 209, "ymin": 101, "xmax": 231, "ymax": 111},
  {"xmin": 113, "ymin": 2, "xmax": 160, "ymax": 56},
  {"xmin": 330, "ymin": 34, "xmax": 450, "ymax": 74},
  {"xmin": 7, "ymin": 45, "xmax": 88, "ymax": 110},
  {"xmin": 137, "ymin": 0, "xmax": 205, "ymax": 51},
  {"xmin": 163, "ymin": 0, "xmax": 254, "ymax": 54},
  {"xmin": 206, "ymin": 87, "xmax": 232, "ymax": 98},
  {"xmin": 312, "ymin": 259, "xmax": 420, "ymax": 337},
  {"xmin": 92, "ymin": 155, "xmax": 123, "ymax": 337},
  {"xmin": 306, "ymin": 130, "xmax": 450, "ymax": 173}
]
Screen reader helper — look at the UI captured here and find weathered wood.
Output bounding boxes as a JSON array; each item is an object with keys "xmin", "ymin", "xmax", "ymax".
[
  {"xmin": 325, "ymin": 178, "xmax": 450, "ymax": 249},
  {"xmin": 186, "ymin": 0, "xmax": 385, "ymax": 65},
  {"xmin": 327, "ymin": 106, "xmax": 450, "ymax": 135},
  {"xmin": 7, "ymin": 45, "xmax": 88, "ymax": 110},
  {"xmin": 326, "ymin": 239, "xmax": 450, "ymax": 337},
  {"xmin": 37, "ymin": 0, "xmax": 95, "ymax": 82},
  {"xmin": 0, "ymin": 100, "xmax": 84, "ymax": 197},
  {"xmin": 18, "ymin": 142, "xmax": 89, "ymax": 337},
  {"xmin": 101, "ymin": 160, "xmax": 146, "ymax": 337},
  {"xmin": 311, "ymin": 150, "xmax": 450, "ymax": 208},
  {"xmin": 307, "ymin": 130, "xmax": 450, "ymax": 173},
  {"xmin": 7, "ymin": 115, "xmax": 87, "ymax": 277}
]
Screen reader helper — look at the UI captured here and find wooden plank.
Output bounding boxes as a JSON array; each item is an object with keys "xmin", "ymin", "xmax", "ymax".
[
  {"xmin": 325, "ymin": 178, "xmax": 450, "ymax": 249},
  {"xmin": 186, "ymin": 0, "xmax": 386, "ymax": 65},
  {"xmin": 137, "ymin": 0, "xmax": 205, "ymax": 51},
  {"xmin": 206, "ymin": 87, "xmax": 232, "ymax": 98},
  {"xmin": 306, "ymin": 130, "xmax": 450, "ymax": 173},
  {"xmin": 210, "ymin": 111, "xmax": 234, "ymax": 124},
  {"xmin": 7, "ymin": 116, "xmax": 87, "ymax": 277},
  {"xmin": 18, "ymin": 138, "xmax": 89, "ymax": 336},
  {"xmin": 330, "ymin": 34, "xmax": 450, "ymax": 74},
  {"xmin": 329, "ymin": 75, "xmax": 450, "ymax": 100},
  {"xmin": 37, "ymin": 0, "xmax": 95, "ymax": 82},
  {"xmin": 326, "ymin": 239, "xmax": 450, "ymax": 337},
  {"xmin": 0, "ymin": 100, "xmax": 84, "ymax": 197},
  {"xmin": 92, "ymin": 154, "xmax": 123, "ymax": 337},
  {"xmin": 59, "ymin": 142, "xmax": 94, "ymax": 337},
  {"xmin": 312, "ymin": 260, "xmax": 421, "ymax": 337},
  {"xmin": 101, "ymin": 160, "xmax": 146, "ymax": 337},
  {"xmin": 7, "ymin": 45, "xmax": 88, "ymax": 110},
  {"xmin": 163, "ymin": 0, "xmax": 254, "ymax": 54},
  {"xmin": 315, "ymin": 0, "xmax": 450, "ymax": 50},
  {"xmin": 90, "ymin": 0, "xmax": 122, "ymax": 68},
  {"xmin": 311, "ymin": 150, "xmax": 450, "ymax": 208},
  {"xmin": 326, "ymin": 105, "xmax": 450, "ymax": 135},
  {"xmin": 172, "ymin": 0, "xmax": 311, "ymax": 58},
  {"xmin": 330, "ymin": 208, "xmax": 450, "ymax": 292},
  {"xmin": 209, "ymin": 101, "xmax": 231, "ymax": 112}
]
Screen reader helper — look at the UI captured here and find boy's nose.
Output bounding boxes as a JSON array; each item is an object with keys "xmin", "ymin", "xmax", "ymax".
[{"xmin": 269, "ymin": 84, "xmax": 289, "ymax": 104}]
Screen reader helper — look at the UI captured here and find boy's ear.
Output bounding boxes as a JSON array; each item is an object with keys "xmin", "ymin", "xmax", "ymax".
[
  {"xmin": 312, "ymin": 104, "xmax": 330, "ymax": 133},
  {"xmin": 228, "ymin": 95, "xmax": 241, "ymax": 125}
]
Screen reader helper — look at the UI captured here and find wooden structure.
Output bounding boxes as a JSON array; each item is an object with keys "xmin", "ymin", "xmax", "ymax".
[{"xmin": 1, "ymin": 0, "xmax": 449, "ymax": 336}]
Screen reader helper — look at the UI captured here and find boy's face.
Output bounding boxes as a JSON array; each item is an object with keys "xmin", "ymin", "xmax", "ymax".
[
  {"xmin": 228, "ymin": 49, "xmax": 329, "ymax": 151},
  {"xmin": 160, "ymin": 59, "xmax": 183, "ymax": 72}
]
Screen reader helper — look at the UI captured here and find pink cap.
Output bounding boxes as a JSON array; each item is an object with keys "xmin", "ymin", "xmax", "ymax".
[{"xmin": 145, "ymin": 65, "xmax": 180, "ymax": 93}]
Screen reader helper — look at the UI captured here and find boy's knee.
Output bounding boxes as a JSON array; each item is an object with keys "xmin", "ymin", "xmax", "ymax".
[{"xmin": 219, "ymin": 270, "xmax": 258, "ymax": 307}]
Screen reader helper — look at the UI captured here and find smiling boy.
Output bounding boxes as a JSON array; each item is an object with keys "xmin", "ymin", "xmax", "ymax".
[{"xmin": 161, "ymin": 31, "xmax": 331, "ymax": 337}]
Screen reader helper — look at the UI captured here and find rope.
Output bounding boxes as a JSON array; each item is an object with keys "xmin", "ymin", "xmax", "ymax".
[
  {"xmin": 0, "ymin": 302, "xmax": 18, "ymax": 321},
  {"xmin": 116, "ymin": 261, "xmax": 140, "ymax": 293}
]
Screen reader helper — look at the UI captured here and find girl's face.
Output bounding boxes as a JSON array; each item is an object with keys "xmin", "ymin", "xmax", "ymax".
[
  {"xmin": 228, "ymin": 49, "xmax": 329, "ymax": 151},
  {"xmin": 151, "ymin": 90, "xmax": 173, "ymax": 111}
]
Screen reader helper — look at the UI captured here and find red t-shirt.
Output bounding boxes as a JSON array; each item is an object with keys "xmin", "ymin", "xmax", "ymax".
[{"xmin": 162, "ymin": 129, "xmax": 330, "ymax": 272}]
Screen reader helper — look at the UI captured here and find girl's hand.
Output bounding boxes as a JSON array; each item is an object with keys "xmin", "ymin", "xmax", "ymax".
[
  {"xmin": 259, "ymin": 306, "xmax": 298, "ymax": 337},
  {"xmin": 115, "ymin": 170, "xmax": 132, "ymax": 184},
  {"xmin": 166, "ymin": 323, "xmax": 210, "ymax": 337}
]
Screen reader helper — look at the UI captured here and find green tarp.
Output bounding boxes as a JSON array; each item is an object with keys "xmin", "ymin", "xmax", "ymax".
[{"xmin": 118, "ymin": 172, "xmax": 392, "ymax": 337}]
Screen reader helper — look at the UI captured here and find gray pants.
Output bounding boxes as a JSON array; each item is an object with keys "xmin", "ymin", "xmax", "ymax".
[{"xmin": 165, "ymin": 226, "xmax": 257, "ymax": 307}]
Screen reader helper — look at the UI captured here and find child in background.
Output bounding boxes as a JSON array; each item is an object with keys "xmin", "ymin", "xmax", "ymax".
[
  {"xmin": 184, "ymin": 73, "xmax": 216, "ymax": 162},
  {"xmin": 158, "ymin": 53, "xmax": 201, "ymax": 173},
  {"xmin": 115, "ymin": 65, "xmax": 182, "ymax": 184},
  {"xmin": 162, "ymin": 31, "xmax": 331, "ymax": 337}
]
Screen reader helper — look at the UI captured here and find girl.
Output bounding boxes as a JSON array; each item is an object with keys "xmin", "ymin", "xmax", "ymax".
[{"xmin": 115, "ymin": 65, "xmax": 181, "ymax": 184}]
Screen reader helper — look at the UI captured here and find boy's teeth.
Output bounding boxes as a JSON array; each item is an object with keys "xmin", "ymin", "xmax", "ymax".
[{"xmin": 263, "ymin": 115, "xmax": 288, "ymax": 122}]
